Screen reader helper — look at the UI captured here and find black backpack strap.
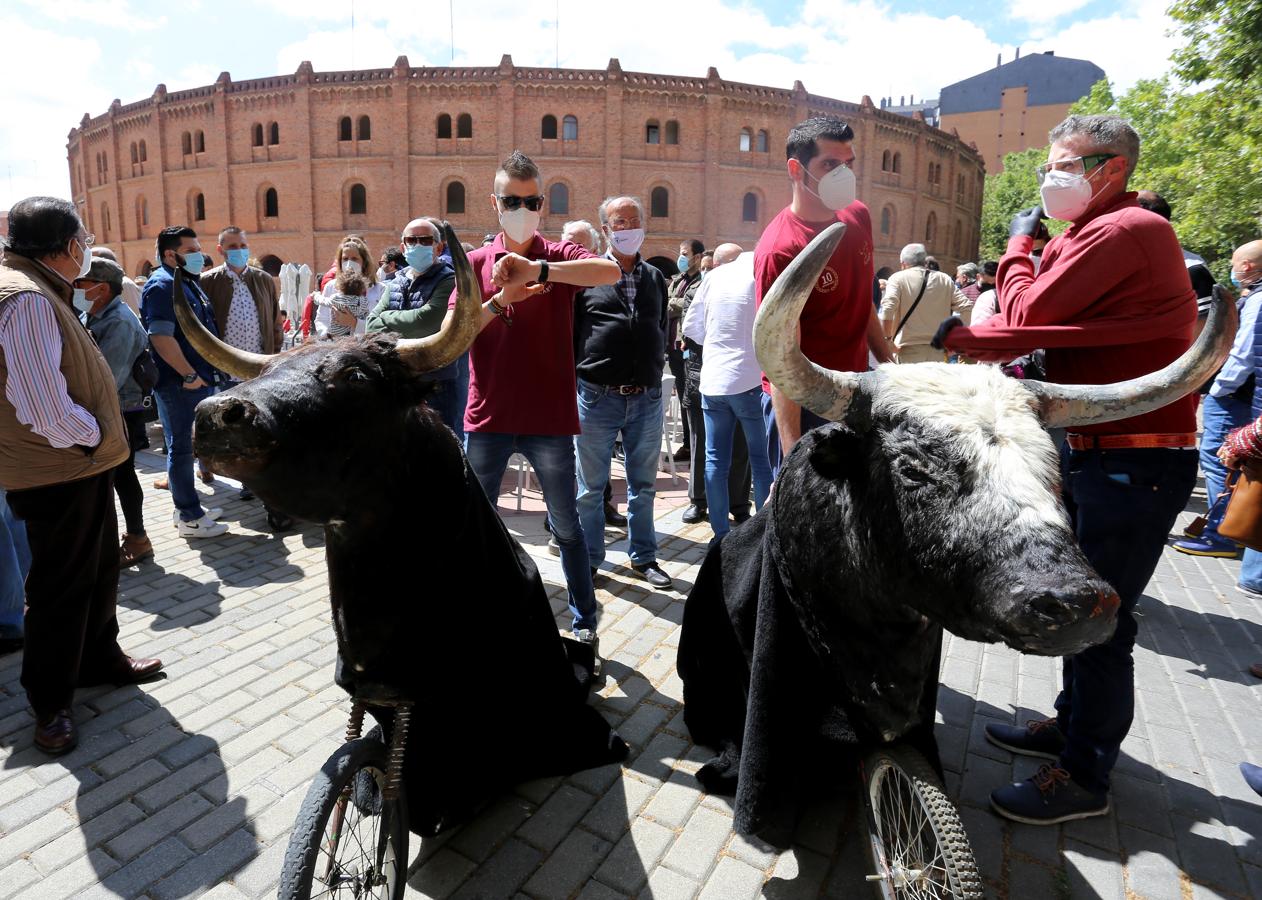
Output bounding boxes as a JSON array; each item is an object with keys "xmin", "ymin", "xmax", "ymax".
[{"xmin": 894, "ymin": 270, "xmax": 931, "ymax": 338}]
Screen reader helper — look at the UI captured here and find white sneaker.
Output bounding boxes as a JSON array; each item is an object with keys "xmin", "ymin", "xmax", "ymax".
[
  {"xmin": 177, "ymin": 515, "xmax": 228, "ymax": 538},
  {"xmin": 172, "ymin": 507, "xmax": 223, "ymax": 528}
]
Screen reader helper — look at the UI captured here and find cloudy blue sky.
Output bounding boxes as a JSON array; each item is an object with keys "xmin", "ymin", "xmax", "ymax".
[{"xmin": 0, "ymin": 0, "xmax": 1182, "ymax": 209}]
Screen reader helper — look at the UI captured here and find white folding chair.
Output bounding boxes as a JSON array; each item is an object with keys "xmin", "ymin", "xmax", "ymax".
[
  {"xmin": 509, "ymin": 453, "xmax": 539, "ymax": 512},
  {"xmin": 659, "ymin": 374, "xmax": 679, "ymax": 485}
]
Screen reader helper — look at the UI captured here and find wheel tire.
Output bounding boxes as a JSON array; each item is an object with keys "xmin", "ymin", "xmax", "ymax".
[
  {"xmin": 278, "ymin": 737, "xmax": 409, "ymax": 900},
  {"xmin": 862, "ymin": 744, "xmax": 983, "ymax": 899}
]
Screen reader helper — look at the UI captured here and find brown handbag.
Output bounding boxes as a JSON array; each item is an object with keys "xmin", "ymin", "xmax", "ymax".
[{"xmin": 1219, "ymin": 461, "xmax": 1262, "ymax": 550}]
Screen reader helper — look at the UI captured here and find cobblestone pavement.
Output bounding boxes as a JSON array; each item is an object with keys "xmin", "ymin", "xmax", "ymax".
[{"xmin": 0, "ymin": 452, "xmax": 1259, "ymax": 899}]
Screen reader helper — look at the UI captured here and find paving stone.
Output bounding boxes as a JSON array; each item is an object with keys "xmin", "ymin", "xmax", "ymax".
[
  {"xmin": 582, "ymin": 774, "xmax": 657, "ymax": 842},
  {"xmin": 88, "ymin": 835, "xmax": 195, "ymax": 898},
  {"xmin": 106, "ymin": 791, "xmax": 215, "ymax": 860},
  {"xmin": 696, "ymin": 855, "xmax": 766, "ymax": 900},
  {"xmin": 408, "ymin": 846, "xmax": 478, "ymax": 899},
  {"xmin": 449, "ymin": 795, "xmax": 535, "ymax": 863},
  {"xmin": 148, "ymin": 828, "xmax": 260, "ymax": 900},
  {"xmin": 517, "ymin": 783, "xmax": 596, "ymax": 853},
  {"xmin": 593, "ymin": 816, "xmax": 675, "ymax": 894},
  {"xmin": 661, "ymin": 805, "xmax": 732, "ymax": 881},
  {"xmin": 645, "ymin": 864, "xmax": 701, "ymax": 900},
  {"xmin": 522, "ymin": 828, "xmax": 612, "ymax": 898},
  {"xmin": 641, "ymin": 769, "xmax": 702, "ymax": 828},
  {"xmin": 450, "ymin": 838, "xmax": 542, "ymax": 900},
  {"xmin": 1064, "ymin": 838, "xmax": 1125, "ymax": 900}
]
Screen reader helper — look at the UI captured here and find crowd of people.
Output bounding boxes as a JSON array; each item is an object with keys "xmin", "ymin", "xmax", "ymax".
[{"xmin": 0, "ymin": 110, "xmax": 1258, "ymax": 829}]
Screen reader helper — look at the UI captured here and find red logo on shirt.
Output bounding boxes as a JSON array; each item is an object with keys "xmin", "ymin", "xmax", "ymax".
[{"xmin": 816, "ymin": 266, "xmax": 839, "ymax": 293}]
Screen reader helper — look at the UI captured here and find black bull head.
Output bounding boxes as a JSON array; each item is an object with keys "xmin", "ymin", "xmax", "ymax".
[{"xmin": 755, "ymin": 222, "xmax": 1236, "ymax": 656}]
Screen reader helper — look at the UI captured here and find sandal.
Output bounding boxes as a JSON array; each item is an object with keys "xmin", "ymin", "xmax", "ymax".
[{"xmin": 120, "ymin": 534, "xmax": 154, "ymax": 567}]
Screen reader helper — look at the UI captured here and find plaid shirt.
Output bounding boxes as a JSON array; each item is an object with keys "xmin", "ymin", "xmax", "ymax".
[{"xmin": 606, "ymin": 250, "xmax": 639, "ymax": 308}]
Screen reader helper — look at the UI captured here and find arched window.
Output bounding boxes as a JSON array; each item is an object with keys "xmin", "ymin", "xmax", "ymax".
[
  {"xmin": 549, "ymin": 183, "xmax": 569, "ymax": 215},
  {"xmin": 742, "ymin": 192, "xmax": 758, "ymax": 223},
  {"xmin": 193, "ymin": 193, "xmax": 206, "ymax": 222},
  {"xmin": 562, "ymin": 115, "xmax": 578, "ymax": 141},
  {"xmin": 739, "ymin": 128, "xmax": 752, "ymax": 152},
  {"xmin": 264, "ymin": 188, "xmax": 279, "ymax": 218},
  {"xmin": 136, "ymin": 195, "xmax": 148, "ymax": 233},
  {"xmin": 953, "ymin": 221, "xmax": 962, "ymax": 257},
  {"xmin": 252, "ymin": 124, "xmax": 264, "ymax": 147},
  {"xmin": 925, "ymin": 212, "xmax": 937, "ymax": 245},
  {"xmin": 541, "ymin": 115, "xmax": 558, "ymax": 140},
  {"xmin": 892, "ymin": 152, "xmax": 902, "ymax": 174},
  {"xmin": 456, "ymin": 114, "xmax": 472, "ymax": 138},
  {"xmin": 445, "ymin": 181, "xmax": 465, "ymax": 215},
  {"xmin": 269, "ymin": 122, "xmax": 280, "ymax": 145},
  {"xmin": 349, "ymin": 183, "xmax": 367, "ymax": 215},
  {"xmin": 195, "ymin": 131, "xmax": 205, "ymax": 153},
  {"xmin": 756, "ymin": 129, "xmax": 769, "ymax": 153},
  {"xmin": 357, "ymin": 115, "xmax": 371, "ymax": 140},
  {"xmin": 957, "ymin": 174, "xmax": 965, "ymax": 200},
  {"xmin": 882, "ymin": 150, "xmax": 891, "ymax": 172},
  {"xmin": 880, "ymin": 206, "xmax": 892, "ymax": 236},
  {"xmin": 437, "ymin": 114, "xmax": 452, "ymax": 139},
  {"xmin": 130, "ymin": 143, "xmax": 138, "ymax": 164},
  {"xmin": 645, "ymin": 120, "xmax": 660, "ymax": 144},
  {"xmin": 650, "ymin": 186, "xmax": 669, "ymax": 218},
  {"xmin": 101, "ymin": 203, "xmax": 111, "ymax": 239},
  {"xmin": 182, "ymin": 132, "xmax": 192, "ymax": 155},
  {"xmin": 139, "ymin": 140, "xmax": 147, "ymax": 162},
  {"xmin": 339, "ymin": 117, "xmax": 353, "ymax": 141},
  {"xmin": 665, "ymin": 120, "xmax": 679, "ymax": 145}
]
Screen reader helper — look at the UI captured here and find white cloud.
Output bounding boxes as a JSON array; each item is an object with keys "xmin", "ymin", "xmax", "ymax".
[
  {"xmin": 1039, "ymin": 0, "xmax": 1180, "ymax": 91},
  {"xmin": 13, "ymin": 0, "xmax": 164, "ymax": 30},
  {"xmin": 1007, "ymin": 0, "xmax": 1092, "ymax": 26}
]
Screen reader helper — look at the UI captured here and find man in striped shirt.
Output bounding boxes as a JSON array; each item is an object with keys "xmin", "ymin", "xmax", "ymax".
[{"xmin": 0, "ymin": 196, "xmax": 163, "ymax": 755}]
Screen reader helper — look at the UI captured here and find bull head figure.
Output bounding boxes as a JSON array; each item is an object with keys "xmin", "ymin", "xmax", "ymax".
[
  {"xmin": 755, "ymin": 223, "xmax": 1235, "ymax": 658},
  {"xmin": 178, "ymin": 223, "xmax": 481, "ymax": 523}
]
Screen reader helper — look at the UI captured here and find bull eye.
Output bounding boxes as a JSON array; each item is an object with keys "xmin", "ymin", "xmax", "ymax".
[{"xmin": 339, "ymin": 366, "xmax": 369, "ymax": 384}]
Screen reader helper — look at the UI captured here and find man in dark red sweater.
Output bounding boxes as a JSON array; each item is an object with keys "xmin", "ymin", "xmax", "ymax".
[{"xmin": 939, "ymin": 114, "xmax": 1199, "ymax": 824}]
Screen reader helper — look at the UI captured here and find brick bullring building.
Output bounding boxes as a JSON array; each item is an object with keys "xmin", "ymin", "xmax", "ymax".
[{"xmin": 67, "ymin": 55, "xmax": 984, "ymax": 279}]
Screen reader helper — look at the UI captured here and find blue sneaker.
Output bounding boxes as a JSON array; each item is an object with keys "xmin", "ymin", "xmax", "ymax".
[
  {"xmin": 991, "ymin": 765, "xmax": 1108, "ymax": 825},
  {"xmin": 1173, "ymin": 534, "xmax": 1242, "ymax": 558},
  {"xmin": 1241, "ymin": 762, "xmax": 1262, "ymax": 797},
  {"xmin": 985, "ymin": 717, "xmax": 1066, "ymax": 761}
]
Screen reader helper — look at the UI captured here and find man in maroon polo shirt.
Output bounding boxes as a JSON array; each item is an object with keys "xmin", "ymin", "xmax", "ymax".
[
  {"xmin": 754, "ymin": 115, "xmax": 893, "ymax": 476},
  {"xmin": 937, "ymin": 114, "xmax": 1200, "ymax": 824},
  {"xmin": 443, "ymin": 151, "xmax": 620, "ymax": 647}
]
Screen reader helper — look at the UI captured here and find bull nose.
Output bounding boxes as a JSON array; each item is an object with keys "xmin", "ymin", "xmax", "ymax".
[
  {"xmin": 1026, "ymin": 590, "xmax": 1091, "ymax": 629},
  {"xmin": 202, "ymin": 396, "xmax": 259, "ymax": 429}
]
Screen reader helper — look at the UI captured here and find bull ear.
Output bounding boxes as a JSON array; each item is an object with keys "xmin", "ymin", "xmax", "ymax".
[{"xmin": 802, "ymin": 423, "xmax": 866, "ymax": 483}]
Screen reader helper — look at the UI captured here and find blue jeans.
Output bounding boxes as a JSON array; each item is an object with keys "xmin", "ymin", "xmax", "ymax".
[
  {"xmin": 1055, "ymin": 447, "xmax": 1197, "ymax": 794},
  {"xmin": 424, "ymin": 377, "xmax": 463, "ymax": 438},
  {"xmin": 761, "ymin": 390, "xmax": 828, "ymax": 480},
  {"xmin": 0, "ymin": 488, "xmax": 30, "ymax": 640},
  {"xmin": 154, "ymin": 382, "xmax": 214, "ymax": 522},
  {"xmin": 575, "ymin": 380, "xmax": 664, "ymax": 567},
  {"xmin": 702, "ymin": 388, "xmax": 774, "ymax": 538},
  {"xmin": 1199, "ymin": 393, "xmax": 1253, "ymax": 537},
  {"xmin": 454, "ymin": 352, "xmax": 469, "ymax": 445},
  {"xmin": 465, "ymin": 431, "xmax": 598, "ymax": 632}
]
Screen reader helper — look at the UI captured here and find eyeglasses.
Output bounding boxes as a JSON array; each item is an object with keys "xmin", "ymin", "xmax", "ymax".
[
  {"xmin": 402, "ymin": 235, "xmax": 437, "ymax": 247},
  {"xmin": 496, "ymin": 194, "xmax": 545, "ymax": 212},
  {"xmin": 1036, "ymin": 153, "xmax": 1117, "ymax": 184},
  {"xmin": 79, "ymin": 233, "xmax": 95, "ymax": 247}
]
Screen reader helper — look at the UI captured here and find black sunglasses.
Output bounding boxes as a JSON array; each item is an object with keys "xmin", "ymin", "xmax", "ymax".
[
  {"xmin": 497, "ymin": 194, "xmax": 545, "ymax": 212},
  {"xmin": 402, "ymin": 235, "xmax": 438, "ymax": 247}
]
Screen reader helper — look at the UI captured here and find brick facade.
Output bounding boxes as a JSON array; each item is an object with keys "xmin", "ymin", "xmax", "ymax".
[{"xmin": 67, "ymin": 56, "xmax": 985, "ymax": 278}]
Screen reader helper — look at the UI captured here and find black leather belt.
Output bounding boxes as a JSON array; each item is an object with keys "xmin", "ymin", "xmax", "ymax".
[{"xmin": 612, "ymin": 385, "xmax": 644, "ymax": 395}]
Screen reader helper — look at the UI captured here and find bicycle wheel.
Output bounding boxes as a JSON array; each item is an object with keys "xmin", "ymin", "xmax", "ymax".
[
  {"xmin": 279, "ymin": 736, "xmax": 409, "ymax": 900},
  {"xmin": 862, "ymin": 744, "xmax": 982, "ymax": 899}
]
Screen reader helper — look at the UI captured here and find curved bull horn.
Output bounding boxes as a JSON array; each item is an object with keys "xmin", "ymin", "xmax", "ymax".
[
  {"xmin": 173, "ymin": 268, "xmax": 270, "ymax": 381},
  {"xmin": 1024, "ymin": 284, "xmax": 1238, "ymax": 429},
  {"xmin": 753, "ymin": 221, "xmax": 865, "ymax": 421},
  {"xmin": 394, "ymin": 222, "xmax": 482, "ymax": 373}
]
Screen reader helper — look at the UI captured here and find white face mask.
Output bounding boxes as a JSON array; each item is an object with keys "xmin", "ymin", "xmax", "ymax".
[
  {"xmin": 74, "ymin": 239, "xmax": 92, "ymax": 279},
  {"xmin": 803, "ymin": 164, "xmax": 857, "ymax": 211},
  {"xmin": 608, "ymin": 227, "xmax": 645, "ymax": 256},
  {"xmin": 72, "ymin": 288, "xmax": 93, "ymax": 314},
  {"xmin": 1039, "ymin": 169, "xmax": 1097, "ymax": 222},
  {"xmin": 342, "ymin": 258, "xmax": 363, "ymax": 274},
  {"xmin": 499, "ymin": 207, "xmax": 540, "ymax": 244}
]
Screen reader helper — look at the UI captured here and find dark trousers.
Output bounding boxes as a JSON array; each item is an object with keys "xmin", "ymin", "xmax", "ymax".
[
  {"xmin": 667, "ymin": 346, "xmax": 690, "ymax": 450},
  {"xmin": 1054, "ymin": 447, "xmax": 1197, "ymax": 794},
  {"xmin": 7, "ymin": 471, "xmax": 126, "ymax": 715},
  {"xmin": 114, "ymin": 451, "xmax": 145, "ymax": 536},
  {"xmin": 761, "ymin": 390, "xmax": 828, "ymax": 481},
  {"xmin": 685, "ymin": 390, "xmax": 750, "ymax": 511}
]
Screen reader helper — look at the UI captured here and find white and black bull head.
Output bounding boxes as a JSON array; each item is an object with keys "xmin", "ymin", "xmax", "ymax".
[
  {"xmin": 755, "ymin": 223, "xmax": 1236, "ymax": 658},
  {"xmin": 176, "ymin": 224, "xmax": 482, "ymax": 523}
]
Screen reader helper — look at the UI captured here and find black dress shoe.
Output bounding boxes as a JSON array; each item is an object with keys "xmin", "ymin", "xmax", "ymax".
[
  {"xmin": 604, "ymin": 503, "xmax": 628, "ymax": 527},
  {"xmin": 673, "ymin": 445, "xmax": 691, "ymax": 462},
  {"xmin": 732, "ymin": 508, "xmax": 752, "ymax": 524},
  {"xmin": 632, "ymin": 562, "xmax": 673, "ymax": 589},
  {"xmin": 681, "ymin": 504, "xmax": 706, "ymax": 524},
  {"xmin": 34, "ymin": 709, "xmax": 77, "ymax": 755}
]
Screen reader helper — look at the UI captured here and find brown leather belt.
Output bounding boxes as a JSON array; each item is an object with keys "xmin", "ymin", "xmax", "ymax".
[{"xmin": 1066, "ymin": 432, "xmax": 1197, "ymax": 451}]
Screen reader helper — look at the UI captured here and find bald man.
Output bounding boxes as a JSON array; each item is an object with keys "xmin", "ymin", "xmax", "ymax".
[{"xmin": 366, "ymin": 216, "xmax": 463, "ymax": 434}]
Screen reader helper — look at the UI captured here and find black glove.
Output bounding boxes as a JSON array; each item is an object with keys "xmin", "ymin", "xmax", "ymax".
[
  {"xmin": 1009, "ymin": 206, "xmax": 1046, "ymax": 239},
  {"xmin": 931, "ymin": 316, "xmax": 963, "ymax": 351}
]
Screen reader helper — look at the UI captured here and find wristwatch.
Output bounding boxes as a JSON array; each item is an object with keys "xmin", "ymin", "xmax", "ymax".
[
  {"xmin": 182, "ymin": 373, "xmax": 198, "ymax": 385},
  {"xmin": 536, "ymin": 259, "xmax": 550, "ymax": 284}
]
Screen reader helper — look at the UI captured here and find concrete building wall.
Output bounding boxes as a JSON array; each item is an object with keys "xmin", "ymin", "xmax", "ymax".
[{"xmin": 68, "ymin": 57, "xmax": 985, "ymax": 279}]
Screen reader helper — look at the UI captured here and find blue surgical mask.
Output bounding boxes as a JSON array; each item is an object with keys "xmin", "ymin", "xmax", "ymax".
[
  {"xmin": 404, "ymin": 244, "xmax": 434, "ymax": 272},
  {"xmin": 72, "ymin": 289, "xmax": 92, "ymax": 314},
  {"xmin": 226, "ymin": 248, "xmax": 250, "ymax": 269},
  {"xmin": 1232, "ymin": 273, "xmax": 1242, "ymax": 289},
  {"xmin": 176, "ymin": 252, "xmax": 205, "ymax": 276},
  {"xmin": 677, "ymin": 255, "xmax": 689, "ymax": 275}
]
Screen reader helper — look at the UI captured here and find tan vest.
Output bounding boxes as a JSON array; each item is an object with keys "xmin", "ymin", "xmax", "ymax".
[{"xmin": 0, "ymin": 254, "xmax": 129, "ymax": 491}]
